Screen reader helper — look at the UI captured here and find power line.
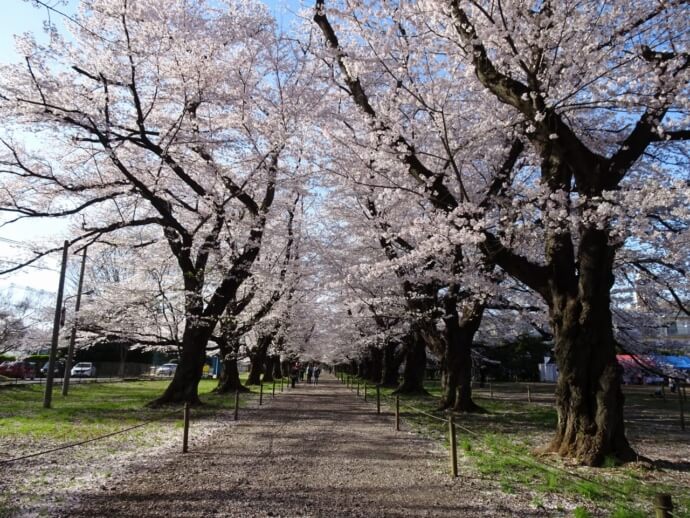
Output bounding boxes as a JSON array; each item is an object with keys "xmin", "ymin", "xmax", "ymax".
[{"xmin": 0, "ymin": 259, "xmax": 61, "ymax": 273}]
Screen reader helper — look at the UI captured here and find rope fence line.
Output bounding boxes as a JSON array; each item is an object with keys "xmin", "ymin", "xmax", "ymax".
[
  {"xmin": 1, "ymin": 373, "xmax": 293, "ymax": 469},
  {"xmin": 0, "ymin": 376, "xmax": 284, "ymax": 466},
  {"xmin": 334, "ymin": 371, "xmax": 674, "ymax": 517},
  {"xmin": 0, "ymin": 407, "xmax": 183, "ymax": 466}
]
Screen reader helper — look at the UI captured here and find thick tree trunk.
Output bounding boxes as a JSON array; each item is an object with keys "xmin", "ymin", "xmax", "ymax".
[
  {"xmin": 545, "ymin": 229, "xmax": 635, "ymax": 465},
  {"xmin": 366, "ymin": 346, "xmax": 383, "ymax": 383},
  {"xmin": 262, "ymin": 358, "xmax": 275, "ymax": 383},
  {"xmin": 272, "ymin": 356, "xmax": 283, "ymax": 379},
  {"xmin": 439, "ymin": 299, "xmax": 484, "ymax": 412},
  {"xmin": 149, "ymin": 324, "xmax": 210, "ymax": 406},
  {"xmin": 214, "ymin": 354, "xmax": 250, "ymax": 394},
  {"xmin": 393, "ymin": 326, "xmax": 428, "ymax": 394},
  {"xmin": 118, "ymin": 343, "xmax": 129, "ymax": 378},
  {"xmin": 246, "ymin": 355, "xmax": 265, "ymax": 385},
  {"xmin": 357, "ymin": 359, "xmax": 365, "ymax": 378},
  {"xmin": 246, "ymin": 333, "xmax": 272, "ymax": 386},
  {"xmin": 381, "ymin": 339, "xmax": 402, "ymax": 387}
]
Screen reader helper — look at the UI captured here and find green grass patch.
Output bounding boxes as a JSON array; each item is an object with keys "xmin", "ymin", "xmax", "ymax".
[
  {"xmin": 339, "ymin": 374, "xmax": 689, "ymax": 518},
  {"xmin": 0, "ymin": 377, "xmax": 256, "ymax": 443}
]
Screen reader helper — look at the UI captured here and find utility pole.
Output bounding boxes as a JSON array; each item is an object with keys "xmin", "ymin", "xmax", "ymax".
[
  {"xmin": 62, "ymin": 246, "xmax": 87, "ymax": 396},
  {"xmin": 43, "ymin": 240, "xmax": 69, "ymax": 409}
]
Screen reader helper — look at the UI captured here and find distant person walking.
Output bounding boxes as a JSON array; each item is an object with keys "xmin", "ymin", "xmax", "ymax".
[
  {"xmin": 313, "ymin": 366, "xmax": 321, "ymax": 385},
  {"xmin": 306, "ymin": 364, "xmax": 314, "ymax": 384},
  {"xmin": 291, "ymin": 363, "xmax": 299, "ymax": 389}
]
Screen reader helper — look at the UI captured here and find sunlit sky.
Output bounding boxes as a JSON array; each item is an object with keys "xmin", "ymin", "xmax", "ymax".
[{"xmin": 0, "ymin": 0, "xmax": 303, "ymax": 298}]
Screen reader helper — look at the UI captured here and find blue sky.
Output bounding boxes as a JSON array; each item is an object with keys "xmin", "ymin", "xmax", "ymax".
[
  {"xmin": 0, "ymin": 0, "xmax": 305, "ymax": 297},
  {"xmin": 0, "ymin": 1, "xmax": 70, "ymax": 296}
]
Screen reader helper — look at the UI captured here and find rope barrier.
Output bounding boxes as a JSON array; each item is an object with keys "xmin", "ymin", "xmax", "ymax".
[
  {"xmin": 372, "ymin": 382, "xmax": 650, "ymax": 514},
  {"xmin": 0, "ymin": 407, "xmax": 182, "ymax": 466}
]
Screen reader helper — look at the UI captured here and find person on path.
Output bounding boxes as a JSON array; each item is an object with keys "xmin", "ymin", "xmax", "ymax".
[
  {"xmin": 291, "ymin": 363, "xmax": 299, "ymax": 389},
  {"xmin": 306, "ymin": 364, "xmax": 313, "ymax": 384},
  {"xmin": 314, "ymin": 366, "xmax": 321, "ymax": 385}
]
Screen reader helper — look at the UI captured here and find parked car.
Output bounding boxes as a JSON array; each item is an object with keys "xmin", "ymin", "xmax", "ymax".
[
  {"xmin": 40, "ymin": 360, "xmax": 66, "ymax": 377},
  {"xmin": 0, "ymin": 361, "xmax": 36, "ymax": 379},
  {"xmin": 155, "ymin": 363, "xmax": 177, "ymax": 377},
  {"xmin": 71, "ymin": 362, "xmax": 96, "ymax": 377}
]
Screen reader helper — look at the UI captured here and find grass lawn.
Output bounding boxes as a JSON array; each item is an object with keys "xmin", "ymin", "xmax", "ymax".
[
  {"xmin": 342, "ymin": 373, "xmax": 689, "ymax": 518},
  {"xmin": 0, "ymin": 376, "xmax": 261, "ymax": 444}
]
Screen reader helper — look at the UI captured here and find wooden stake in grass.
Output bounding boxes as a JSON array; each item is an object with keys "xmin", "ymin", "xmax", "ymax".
[
  {"xmin": 364, "ymin": 382, "xmax": 367, "ymax": 401},
  {"xmin": 234, "ymin": 390, "xmax": 240, "ymax": 421},
  {"xmin": 272, "ymin": 381, "xmax": 276, "ymax": 398},
  {"xmin": 448, "ymin": 413, "xmax": 458, "ymax": 478},
  {"xmin": 357, "ymin": 380, "xmax": 360, "ymax": 396},
  {"xmin": 280, "ymin": 376, "xmax": 284, "ymax": 393},
  {"xmin": 654, "ymin": 493, "xmax": 673, "ymax": 518},
  {"xmin": 489, "ymin": 383, "xmax": 493, "ymax": 399},
  {"xmin": 182, "ymin": 402, "xmax": 190, "ymax": 453},
  {"xmin": 527, "ymin": 384, "xmax": 532, "ymax": 403},
  {"xmin": 376, "ymin": 384, "xmax": 381, "ymax": 414},
  {"xmin": 259, "ymin": 383, "xmax": 264, "ymax": 406},
  {"xmin": 395, "ymin": 395, "xmax": 400, "ymax": 431}
]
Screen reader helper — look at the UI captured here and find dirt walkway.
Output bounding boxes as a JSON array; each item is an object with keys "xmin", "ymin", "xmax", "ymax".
[{"xmin": 67, "ymin": 376, "xmax": 542, "ymax": 517}]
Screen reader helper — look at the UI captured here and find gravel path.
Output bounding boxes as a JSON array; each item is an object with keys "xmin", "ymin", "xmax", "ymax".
[{"xmin": 67, "ymin": 376, "xmax": 542, "ymax": 517}]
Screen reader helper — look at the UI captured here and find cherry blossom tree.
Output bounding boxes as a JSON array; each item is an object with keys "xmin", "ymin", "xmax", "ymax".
[
  {"xmin": 0, "ymin": 0, "xmax": 317, "ymax": 404},
  {"xmin": 312, "ymin": 0, "xmax": 689, "ymax": 464}
]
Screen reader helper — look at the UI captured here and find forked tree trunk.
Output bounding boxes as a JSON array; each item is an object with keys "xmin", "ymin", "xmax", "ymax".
[
  {"xmin": 439, "ymin": 299, "xmax": 484, "ymax": 412},
  {"xmin": 393, "ymin": 327, "xmax": 428, "ymax": 395},
  {"xmin": 545, "ymin": 229, "xmax": 635, "ymax": 465},
  {"xmin": 381, "ymin": 339, "xmax": 402, "ymax": 387}
]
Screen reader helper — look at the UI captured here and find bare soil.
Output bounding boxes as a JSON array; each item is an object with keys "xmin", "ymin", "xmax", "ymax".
[
  {"xmin": 64, "ymin": 376, "xmax": 544, "ymax": 517},
  {"xmin": 4, "ymin": 377, "xmax": 686, "ymax": 517}
]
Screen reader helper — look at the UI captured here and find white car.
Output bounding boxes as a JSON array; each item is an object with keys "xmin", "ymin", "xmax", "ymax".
[
  {"xmin": 71, "ymin": 362, "xmax": 96, "ymax": 377},
  {"xmin": 155, "ymin": 363, "xmax": 177, "ymax": 376}
]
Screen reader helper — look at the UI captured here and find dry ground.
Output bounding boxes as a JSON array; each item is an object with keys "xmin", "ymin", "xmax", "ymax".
[
  {"xmin": 3, "ymin": 376, "xmax": 687, "ymax": 517},
  {"xmin": 65, "ymin": 376, "xmax": 545, "ymax": 518}
]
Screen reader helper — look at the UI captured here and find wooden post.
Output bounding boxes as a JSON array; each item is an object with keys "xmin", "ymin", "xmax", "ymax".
[
  {"xmin": 259, "ymin": 382, "xmax": 263, "ymax": 405},
  {"xmin": 272, "ymin": 381, "xmax": 276, "ymax": 398},
  {"xmin": 376, "ymin": 385, "xmax": 381, "ymax": 414},
  {"xmin": 182, "ymin": 403, "xmax": 190, "ymax": 453},
  {"xmin": 448, "ymin": 413, "xmax": 458, "ymax": 477},
  {"xmin": 280, "ymin": 376, "xmax": 284, "ymax": 393},
  {"xmin": 654, "ymin": 493, "xmax": 673, "ymax": 518},
  {"xmin": 679, "ymin": 385, "xmax": 686, "ymax": 431},
  {"xmin": 234, "ymin": 390, "xmax": 240, "ymax": 421},
  {"xmin": 527, "ymin": 384, "xmax": 532, "ymax": 403},
  {"xmin": 364, "ymin": 382, "xmax": 367, "ymax": 401},
  {"xmin": 395, "ymin": 395, "xmax": 400, "ymax": 431},
  {"xmin": 357, "ymin": 380, "xmax": 360, "ymax": 396},
  {"xmin": 489, "ymin": 383, "xmax": 493, "ymax": 399}
]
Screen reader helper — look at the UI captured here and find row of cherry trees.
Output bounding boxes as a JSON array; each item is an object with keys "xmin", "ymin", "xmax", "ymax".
[
  {"xmin": 309, "ymin": 0, "xmax": 689, "ymax": 466},
  {"xmin": 0, "ymin": 0, "xmax": 688, "ymax": 465},
  {"xmin": 0, "ymin": 0, "xmax": 319, "ymax": 403}
]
